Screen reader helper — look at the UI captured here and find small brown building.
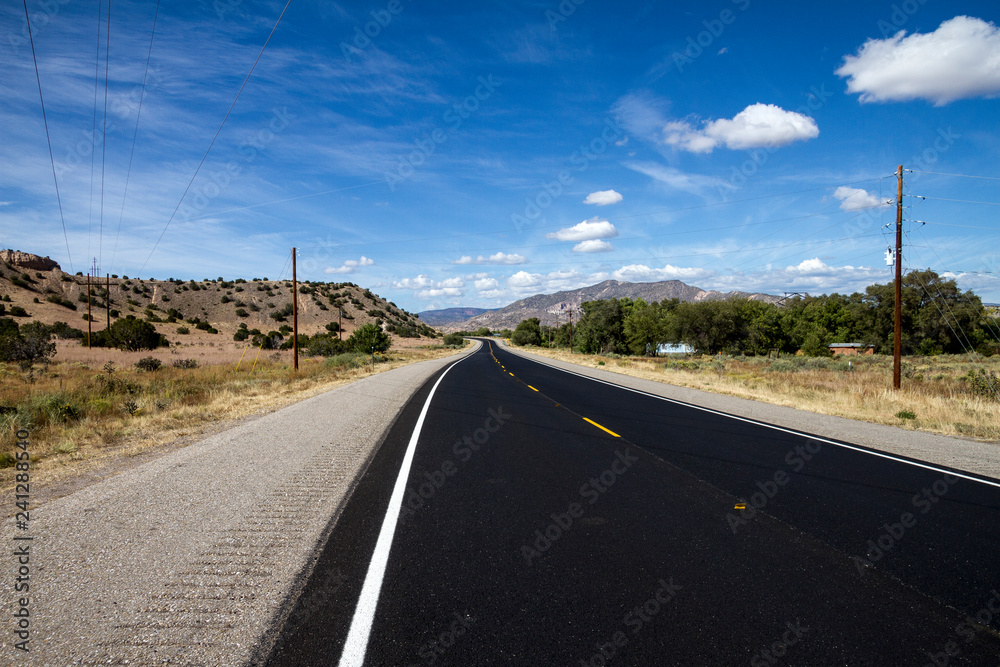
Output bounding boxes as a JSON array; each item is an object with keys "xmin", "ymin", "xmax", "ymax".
[{"xmin": 828, "ymin": 343, "xmax": 874, "ymax": 356}]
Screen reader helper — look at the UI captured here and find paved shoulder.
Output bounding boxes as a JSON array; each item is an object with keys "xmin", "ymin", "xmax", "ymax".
[
  {"xmin": 1, "ymin": 344, "xmax": 477, "ymax": 666},
  {"xmin": 501, "ymin": 344, "xmax": 1000, "ymax": 480}
]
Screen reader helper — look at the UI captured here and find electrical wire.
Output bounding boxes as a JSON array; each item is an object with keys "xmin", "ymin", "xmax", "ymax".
[
  {"xmin": 21, "ymin": 0, "xmax": 73, "ymax": 273},
  {"xmin": 110, "ymin": 0, "xmax": 160, "ymax": 275},
  {"xmin": 136, "ymin": 0, "xmax": 294, "ymax": 277},
  {"xmin": 88, "ymin": 0, "xmax": 102, "ymax": 266},
  {"xmin": 913, "ymin": 195, "xmax": 1000, "ymax": 206},
  {"xmin": 99, "ymin": 0, "xmax": 111, "ymax": 269},
  {"xmin": 908, "ymin": 170, "xmax": 1000, "ymax": 181}
]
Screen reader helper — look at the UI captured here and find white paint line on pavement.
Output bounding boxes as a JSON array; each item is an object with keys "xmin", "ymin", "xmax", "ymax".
[{"xmin": 338, "ymin": 352, "xmax": 472, "ymax": 667}]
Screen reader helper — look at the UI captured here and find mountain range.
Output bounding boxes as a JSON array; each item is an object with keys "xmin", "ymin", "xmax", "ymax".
[{"xmin": 439, "ymin": 279, "xmax": 780, "ymax": 331}]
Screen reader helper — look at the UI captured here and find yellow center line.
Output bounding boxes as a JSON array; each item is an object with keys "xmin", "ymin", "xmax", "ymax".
[
  {"xmin": 509, "ymin": 372, "xmax": 515, "ymax": 377},
  {"xmin": 583, "ymin": 417, "xmax": 621, "ymax": 438},
  {"xmin": 526, "ymin": 385, "xmax": 538, "ymax": 392}
]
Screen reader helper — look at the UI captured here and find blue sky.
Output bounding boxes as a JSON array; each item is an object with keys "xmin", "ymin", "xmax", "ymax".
[{"xmin": 2, "ymin": 0, "xmax": 999, "ymax": 311}]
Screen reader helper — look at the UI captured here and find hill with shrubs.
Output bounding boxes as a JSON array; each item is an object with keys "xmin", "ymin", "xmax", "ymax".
[{"xmin": 0, "ymin": 249, "xmax": 437, "ymax": 363}]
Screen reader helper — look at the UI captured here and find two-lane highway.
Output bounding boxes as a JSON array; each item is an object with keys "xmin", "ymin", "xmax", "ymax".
[{"xmin": 266, "ymin": 339, "xmax": 1000, "ymax": 666}]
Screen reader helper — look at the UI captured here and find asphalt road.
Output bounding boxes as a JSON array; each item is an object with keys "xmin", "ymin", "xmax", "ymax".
[{"xmin": 265, "ymin": 339, "xmax": 1000, "ymax": 666}]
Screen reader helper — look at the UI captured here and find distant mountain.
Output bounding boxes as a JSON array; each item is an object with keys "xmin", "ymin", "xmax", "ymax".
[
  {"xmin": 447, "ymin": 279, "xmax": 780, "ymax": 331},
  {"xmin": 417, "ymin": 307, "xmax": 496, "ymax": 326}
]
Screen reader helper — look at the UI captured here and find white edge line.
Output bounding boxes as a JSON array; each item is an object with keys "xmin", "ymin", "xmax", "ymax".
[
  {"xmin": 338, "ymin": 351, "xmax": 473, "ymax": 667},
  {"xmin": 505, "ymin": 347, "xmax": 1000, "ymax": 490}
]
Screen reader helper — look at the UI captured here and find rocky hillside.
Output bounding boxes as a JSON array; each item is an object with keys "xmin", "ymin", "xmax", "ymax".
[
  {"xmin": 0, "ymin": 250, "xmax": 436, "ymax": 345},
  {"xmin": 449, "ymin": 279, "xmax": 780, "ymax": 331}
]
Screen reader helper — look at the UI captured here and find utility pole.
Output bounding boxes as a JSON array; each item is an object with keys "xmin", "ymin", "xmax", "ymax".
[
  {"xmin": 569, "ymin": 308, "xmax": 574, "ymax": 353},
  {"xmin": 292, "ymin": 247, "xmax": 299, "ymax": 371},
  {"xmin": 893, "ymin": 165, "xmax": 903, "ymax": 390},
  {"xmin": 86, "ymin": 271, "xmax": 92, "ymax": 348},
  {"xmin": 339, "ymin": 307, "xmax": 343, "ymax": 341},
  {"xmin": 105, "ymin": 273, "xmax": 110, "ymax": 330}
]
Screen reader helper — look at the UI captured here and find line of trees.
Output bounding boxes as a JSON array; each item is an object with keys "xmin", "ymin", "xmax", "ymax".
[{"xmin": 512, "ymin": 270, "xmax": 998, "ymax": 357}]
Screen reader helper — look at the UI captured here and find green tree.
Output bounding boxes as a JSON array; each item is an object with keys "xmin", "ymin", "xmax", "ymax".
[
  {"xmin": 511, "ymin": 318, "xmax": 542, "ymax": 346},
  {"xmin": 575, "ymin": 299, "xmax": 628, "ymax": 354},
  {"xmin": 95, "ymin": 317, "xmax": 163, "ymax": 351},
  {"xmin": 349, "ymin": 323, "xmax": 391, "ymax": 353}
]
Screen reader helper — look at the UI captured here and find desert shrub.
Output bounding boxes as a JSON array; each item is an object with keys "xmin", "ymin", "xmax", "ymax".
[
  {"xmin": 172, "ymin": 358, "xmax": 199, "ymax": 369},
  {"xmin": 135, "ymin": 356, "xmax": 162, "ymax": 372},
  {"xmin": 176, "ymin": 326, "xmax": 190, "ymax": 334},
  {"xmin": 442, "ymin": 333, "xmax": 466, "ymax": 347}
]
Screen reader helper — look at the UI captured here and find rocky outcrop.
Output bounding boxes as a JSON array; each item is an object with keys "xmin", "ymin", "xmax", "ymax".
[{"xmin": 0, "ymin": 250, "xmax": 60, "ymax": 272}]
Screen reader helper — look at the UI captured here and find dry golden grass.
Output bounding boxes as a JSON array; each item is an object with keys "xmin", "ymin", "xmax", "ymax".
[
  {"xmin": 520, "ymin": 347, "xmax": 1000, "ymax": 441},
  {"xmin": 1, "ymin": 340, "xmax": 465, "ymax": 495}
]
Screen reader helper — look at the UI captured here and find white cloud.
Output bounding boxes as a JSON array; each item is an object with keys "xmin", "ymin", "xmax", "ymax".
[
  {"xmin": 610, "ymin": 264, "xmax": 714, "ymax": 282},
  {"xmin": 836, "ymin": 16, "xmax": 1000, "ymax": 105},
  {"xmin": 417, "ymin": 287, "xmax": 464, "ymax": 298},
  {"xmin": 583, "ymin": 190, "xmax": 623, "ymax": 206},
  {"xmin": 474, "ymin": 277, "xmax": 499, "ymax": 290},
  {"xmin": 392, "ymin": 274, "xmax": 434, "ymax": 289},
  {"xmin": 624, "ymin": 162, "xmax": 724, "ymax": 195},
  {"xmin": 663, "ymin": 103, "xmax": 819, "ymax": 153},
  {"xmin": 572, "ymin": 239, "xmax": 615, "ymax": 253},
  {"xmin": 702, "ymin": 259, "xmax": 888, "ymax": 295},
  {"xmin": 833, "ymin": 186, "xmax": 889, "ymax": 211},
  {"xmin": 508, "ymin": 271, "xmax": 543, "ymax": 288},
  {"xmin": 453, "ymin": 251, "xmax": 526, "ymax": 265},
  {"xmin": 324, "ymin": 255, "xmax": 374, "ymax": 274},
  {"xmin": 546, "ymin": 217, "xmax": 619, "ymax": 242},
  {"xmin": 396, "ymin": 275, "xmax": 465, "ymax": 298}
]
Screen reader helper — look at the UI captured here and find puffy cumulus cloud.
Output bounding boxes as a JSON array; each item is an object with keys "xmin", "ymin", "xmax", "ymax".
[
  {"xmin": 506, "ymin": 269, "xmax": 589, "ymax": 295},
  {"xmin": 704, "ymin": 259, "xmax": 888, "ymax": 294},
  {"xmin": 392, "ymin": 274, "xmax": 434, "ymax": 289},
  {"xmin": 474, "ymin": 277, "xmax": 499, "ymax": 291},
  {"xmin": 417, "ymin": 287, "xmax": 463, "ymax": 298},
  {"xmin": 572, "ymin": 239, "xmax": 615, "ymax": 253},
  {"xmin": 833, "ymin": 186, "xmax": 889, "ymax": 211},
  {"xmin": 324, "ymin": 255, "xmax": 374, "ymax": 274},
  {"xmin": 546, "ymin": 217, "xmax": 618, "ymax": 242},
  {"xmin": 453, "ymin": 251, "xmax": 526, "ymax": 265},
  {"xmin": 583, "ymin": 189, "xmax": 623, "ymax": 206},
  {"xmin": 609, "ymin": 264, "xmax": 714, "ymax": 282},
  {"xmin": 508, "ymin": 271, "xmax": 543, "ymax": 289},
  {"xmin": 836, "ymin": 16, "xmax": 1000, "ymax": 105},
  {"xmin": 397, "ymin": 275, "xmax": 466, "ymax": 298},
  {"xmin": 663, "ymin": 103, "xmax": 819, "ymax": 153}
]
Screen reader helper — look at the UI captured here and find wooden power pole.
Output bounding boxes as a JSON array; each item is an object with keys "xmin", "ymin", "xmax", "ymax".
[
  {"xmin": 569, "ymin": 309, "xmax": 574, "ymax": 353},
  {"xmin": 292, "ymin": 247, "xmax": 299, "ymax": 371},
  {"xmin": 86, "ymin": 272, "xmax": 92, "ymax": 348},
  {"xmin": 105, "ymin": 273, "xmax": 110, "ymax": 330},
  {"xmin": 893, "ymin": 165, "xmax": 903, "ymax": 390}
]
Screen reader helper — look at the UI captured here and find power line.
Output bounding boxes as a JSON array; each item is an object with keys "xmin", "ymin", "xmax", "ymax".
[
  {"xmin": 111, "ymin": 0, "xmax": 160, "ymax": 275},
  {"xmin": 21, "ymin": 0, "xmax": 73, "ymax": 273},
  {"xmin": 136, "ymin": 0, "xmax": 294, "ymax": 277},
  {"xmin": 913, "ymin": 195, "xmax": 1000, "ymax": 206},
  {"xmin": 908, "ymin": 170, "xmax": 1000, "ymax": 181},
  {"xmin": 99, "ymin": 0, "xmax": 111, "ymax": 268},
  {"xmin": 88, "ymin": 0, "xmax": 103, "ymax": 266}
]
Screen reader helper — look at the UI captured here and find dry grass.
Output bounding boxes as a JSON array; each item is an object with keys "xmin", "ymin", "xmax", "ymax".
[
  {"xmin": 1, "ymin": 340, "xmax": 465, "ymax": 494},
  {"xmin": 520, "ymin": 347, "xmax": 1000, "ymax": 441}
]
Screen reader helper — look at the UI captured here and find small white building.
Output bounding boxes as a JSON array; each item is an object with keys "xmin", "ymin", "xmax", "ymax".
[{"xmin": 653, "ymin": 343, "xmax": 695, "ymax": 355}]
